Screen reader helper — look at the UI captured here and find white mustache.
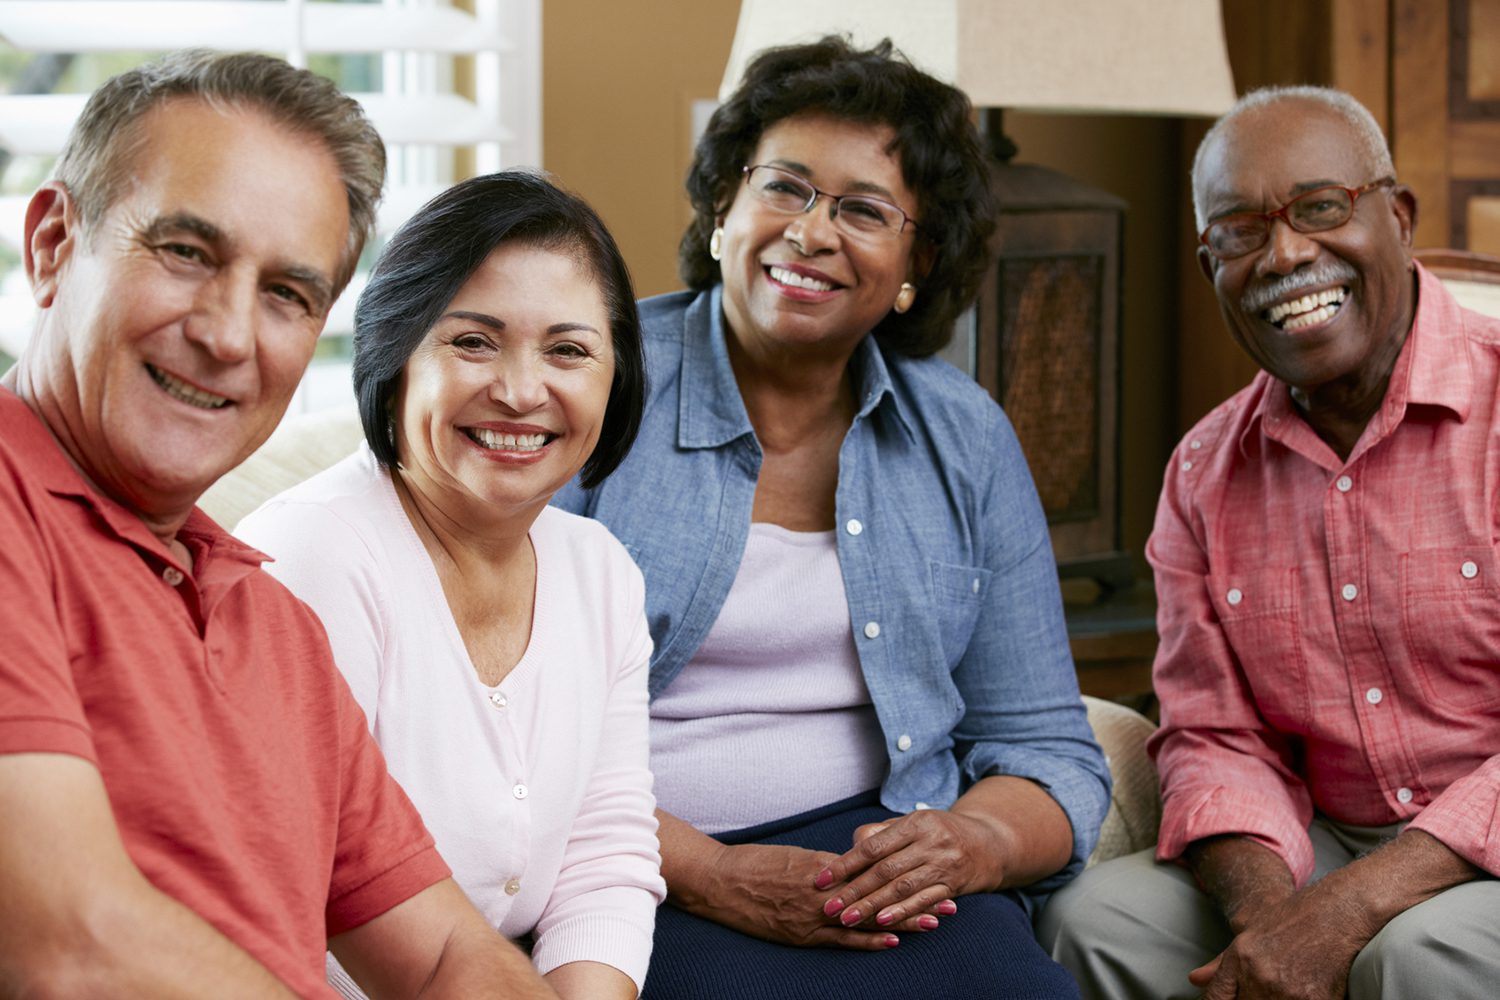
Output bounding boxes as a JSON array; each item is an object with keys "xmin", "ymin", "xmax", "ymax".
[{"xmin": 1241, "ymin": 261, "xmax": 1359, "ymax": 314}]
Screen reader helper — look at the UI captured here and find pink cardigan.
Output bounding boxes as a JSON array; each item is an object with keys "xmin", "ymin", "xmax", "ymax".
[{"xmin": 237, "ymin": 447, "xmax": 664, "ymax": 993}]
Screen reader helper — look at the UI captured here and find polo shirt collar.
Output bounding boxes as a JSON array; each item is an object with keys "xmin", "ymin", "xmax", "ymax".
[
  {"xmin": 676, "ymin": 285, "xmax": 912, "ymax": 449},
  {"xmin": 1, "ymin": 386, "xmax": 265, "ymax": 574}
]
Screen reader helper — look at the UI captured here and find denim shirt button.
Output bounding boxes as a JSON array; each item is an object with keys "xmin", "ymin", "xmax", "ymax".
[
  {"xmin": 863, "ymin": 621, "xmax": 881, "ymax": 639},
  {"xmin": 845, "ymin": 518, "xmax": 863, "ymax": 536},
  {"xmin": 896, "ymin": 734, "xmax": 912, "ymax": 751}
]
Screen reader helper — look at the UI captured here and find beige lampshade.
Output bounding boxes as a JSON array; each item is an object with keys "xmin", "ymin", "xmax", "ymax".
[{"xmin": 719, "ymin": 0, "xmax": 1237, "ymax": 116}]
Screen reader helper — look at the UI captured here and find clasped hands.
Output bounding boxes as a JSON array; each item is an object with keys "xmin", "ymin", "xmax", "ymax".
[{"xmin": 706, "ymin": 807, "xmax": 1002, "ymax": 951}]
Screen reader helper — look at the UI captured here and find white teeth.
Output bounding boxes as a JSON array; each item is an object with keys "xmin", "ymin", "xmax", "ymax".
[
  {"xmin": 769, "ymin": 265, "xmax": 834, "ymax": 292},
  {"xmin": 1266, "ymin": 286, "xmax": 1347, "ymax": 325},
  {"xmin": 468, "ymin": 428, "xmax": 549, "ymax": 452},
  {"xmin": 1282, "ymin": 304, "xmax": 1341, "ymax": 331},
  {"xmin": 147, "ymin": 365, "xmax": 230, "ymax": 409}
]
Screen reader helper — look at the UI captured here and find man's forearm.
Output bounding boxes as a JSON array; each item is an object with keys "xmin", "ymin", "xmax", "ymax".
[
  {"xmin": 1318, "ymin": 828, "xmax": 1479, "ymax": 932},
  {"xmin": 1184, "ymin": 834, "xmax": 1296, "ymax": 932}
]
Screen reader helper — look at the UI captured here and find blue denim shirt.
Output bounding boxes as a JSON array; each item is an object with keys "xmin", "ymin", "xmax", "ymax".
[{"xmin": 554, "ymin": 287, "xmax": 1109, "ymax": 887}]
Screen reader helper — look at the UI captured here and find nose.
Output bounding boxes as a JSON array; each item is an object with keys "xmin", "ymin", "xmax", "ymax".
[
  {"xmin": 1257, "ymin": 217, "xmax": 1320, "ymax": 277},
  {"xmin": 784, "ymin": 194, "xmax": 841, "ymax": 254},
  {"xmin": 488, "ymin": 352, "xmax": 548, "ymax": 413},
  {"xmin": 184, "ymin": 270, "xmax": 256, "ymax": 364}
]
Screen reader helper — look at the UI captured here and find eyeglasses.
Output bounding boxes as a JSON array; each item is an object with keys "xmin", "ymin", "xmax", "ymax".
[
  {"xmin": 741, "ymin": 164, "xmax": 921, "ymax": 240},
  {"xmin": 1198, "ymin": 178, "xmax": 1396, "ymax": 261}
]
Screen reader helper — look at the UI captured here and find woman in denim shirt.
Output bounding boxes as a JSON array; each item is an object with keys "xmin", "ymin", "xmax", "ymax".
[{"xmin": 554, "ymin": 36, "xmax": 1108, "ymax": 999}]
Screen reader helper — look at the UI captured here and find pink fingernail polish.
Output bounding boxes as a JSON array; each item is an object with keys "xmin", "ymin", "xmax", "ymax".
[
  {"xmin": 814, "ymin": 869, "xmax": 833, "ymax": 889},
  {"xmin": 918, "ymin": 915, "xmax": 939, "ymax": 930},
  {"xmin": 937, "ymin": 900, "xmax": 958, "ymax": 915},
  {"xmin": 876, "ymin": 911, "xmax": 895, "ymax": 926},
  {"xmin": 840, "ymin": 908, "xmax": 862, "ymax": 927},
  {"xmin": 883, "ymin": 935, "xmax": 900, "ymax": 948},
  {"xmin": 823, "ymin": 897, "xmax": 843, "ymax": 917}
]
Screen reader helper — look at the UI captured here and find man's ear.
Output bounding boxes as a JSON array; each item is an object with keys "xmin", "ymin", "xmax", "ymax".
[
  {"xmin": 1390, "ymin": 183, "xmax": 1418, "ymax": 249},
  {"xmin": 1196, "ymin": 245, "xmax": 1217, "ymax": 284},
  {"xmin": 25, "ymin": 182, "xmax": 79, "ymax": 310}
]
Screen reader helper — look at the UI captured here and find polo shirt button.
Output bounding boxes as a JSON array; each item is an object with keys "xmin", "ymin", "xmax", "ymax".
[
  {"xmin": 1226, "ymin": 588, "xmax": 1243, "ymax": 606},
  {"xmin": 162, "ymin": 566, "xmax": 184, "ymax": 587},
  {"xmin": 845, "ymin": 519, "xmax": 863, "ymax": 536},
  {"xmin": 864, "ymin": 621, "xmax": 881, "ymax": 639},
  {"xmin": 504, "ymin": 877, "xmax": 521, "ymax": 896},
  {"xmin": 1396, "ymin": 787, "xmax": 1413, "ymax": 804},
  {"xmin": 512, "ymin": 783, "xmax": 528, "ymax": 800},
  {"xmin": 1461, "ymin": 560, "xmax": 1479, "ymax": 579},
  {"xmin": 1336, "ymin": 475, "xmax": 1353, "ymax": 492},
  {"xmin": 1365, "ymin": 687, "xmax": 1382, "ymax": 705},
  {"xmin": 896, "ymin": 734, "xmax": 912, "ymax": 752},
  {"xmin": 488, "ymin": 691, "xmax": 508, "ymax": 709},
  {"xmin": 1341, "ymin": 583, "xmax": 1358, "ymax": 601}
]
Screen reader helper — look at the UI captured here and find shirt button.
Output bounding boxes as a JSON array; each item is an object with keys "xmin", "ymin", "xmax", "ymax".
[
  {"xmin": 971, "ymin": 578, "xmax": 981, "ymax": 594},
  {"xmin": 863, "ymin": 621, "xmax": 881, "ymax": 639},
  {"xmin": 504, "ymin": 877, "xmax": 521, "ymax": 896},
  {"xmin": 914, "ymin": 801, "xmax": 931, "ymax": 810},
  {"xmin": 488, "ymin": 691, "xmax": 508, "ymax": 709},
  {"xmin": 1461, "ymin": 560, "xmax": 1479, "ymax": 579},
  {"xmin": 1335, "ymin": 475, "xmax": 1353, "ymax": 493},
  {"xmin": 162, "ymin": 566, "xmax": 184, "ymax": 587},
  {"xmin": 896, "ymin": 734, "xmax": 912, "ymax": 752},
  {"xmin": 1226, "ymin": 588, "xmax": 1243, "ymax": 606},
  {"xmin": 1365, "ymin": 687, "xmax": 1383, "ymax": 705},
  {"xmin": 1190, "ymin": 439, "xmax": 1203, "ymax": 450},
  {"xmin": 1181, "ymin": 460, "xmax": 1193, "ymax": 471},
  {"xmin": 512, "ymin": 783, "xmax": 528, "ymax": 800},
  {"xmin": 1396, "ymin": 787, "xmax": 1414, "ymax": 804},
  {"xmin": 1341, "ymin": 583, "xmax": 1358, "ymax": 601},
  {"xmin": 845, "ymin": 519, "xmax": 863, "ymax": 536}
]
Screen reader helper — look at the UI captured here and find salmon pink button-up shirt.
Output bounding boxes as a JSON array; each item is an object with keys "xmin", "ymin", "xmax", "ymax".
[{"xmin": 1147, "ymin": 264, "xmax": 1500, "ymax": 886}]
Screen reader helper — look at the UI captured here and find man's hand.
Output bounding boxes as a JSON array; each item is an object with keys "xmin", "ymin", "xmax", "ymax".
[{"xmin": 1187, "ymin": 830, "xmax": 1479, "ymax": 1000}]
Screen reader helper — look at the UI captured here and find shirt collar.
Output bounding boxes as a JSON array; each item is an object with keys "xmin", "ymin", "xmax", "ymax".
[
  {"xmin": 1237, "ymin": 261, "xmax": 1472, "ymax": 457},
  {"xmin": 676, "ymin": 285, "xmax": 913, "ymax": 448},
  {"xmin": 0, "ymin": 385, "xmax": 265, "ymax": 572}
]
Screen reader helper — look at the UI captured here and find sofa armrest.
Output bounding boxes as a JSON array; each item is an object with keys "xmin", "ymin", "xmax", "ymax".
[{"xmin": 1082, "ymin": 694, "xmax": 1159, "ymax": 866}]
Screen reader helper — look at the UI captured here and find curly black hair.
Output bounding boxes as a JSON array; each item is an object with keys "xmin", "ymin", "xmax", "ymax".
[{"xmin": 680, "ymin": 35, "xmax": 996, "ymax": 357}]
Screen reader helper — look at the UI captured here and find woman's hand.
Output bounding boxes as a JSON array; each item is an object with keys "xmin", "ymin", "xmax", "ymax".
[
  {"xmin": 692, "ymin": 842, "xmax": 924, "ymax": 950},
  {"xmin": 812, "ymin": 810, "xmax": 994, "ymax": 930}
]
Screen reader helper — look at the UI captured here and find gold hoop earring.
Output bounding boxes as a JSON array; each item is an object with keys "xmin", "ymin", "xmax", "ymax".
[
  {"xmin": 894, "ymin": 282, "xmax": 917, "ymax": 314},
  {"xmin": 709, "ymin": 226, "xmax": 724, "ymax": 261}
]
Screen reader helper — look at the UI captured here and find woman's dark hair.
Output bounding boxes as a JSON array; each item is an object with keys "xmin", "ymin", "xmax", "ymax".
[
  {"xmin": 681, "ymin": 35, "xmax": 997, "ymax": 357},
  {"xmin": 352, "ymin": 170, "xmax": 644, "ymax": 490}
]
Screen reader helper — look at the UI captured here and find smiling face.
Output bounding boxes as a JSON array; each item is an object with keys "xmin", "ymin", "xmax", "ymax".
[
  {"xmin": 393, "ymin": 242, "xmax": 615, "ymax": 526},
  {"xmin": 22, "ymin": 98, "xmax": 348, "ymax": 520},
  {"xmin": 716, "ymin": 113, "xmax": 920, "ymax": 362},
  {"xmin": 1195, "ymin": 99, "xmax": 1417, "ymax": 400}
]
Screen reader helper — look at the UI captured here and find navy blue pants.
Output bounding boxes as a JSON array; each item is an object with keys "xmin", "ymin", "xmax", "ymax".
[{"xmin": 642, "ymin": 792, "xmax": 1081, "ymax": 999}]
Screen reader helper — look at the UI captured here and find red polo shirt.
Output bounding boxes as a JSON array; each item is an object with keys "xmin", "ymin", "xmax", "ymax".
[{"xmin": 0, "ymin": 388, "xmax": 449, "ymax": 996}]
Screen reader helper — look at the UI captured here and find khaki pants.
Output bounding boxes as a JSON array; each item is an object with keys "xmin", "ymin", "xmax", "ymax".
[{"xmin": 1038, "ymin": 818, "xmax": 1500, "ymax": 1000}]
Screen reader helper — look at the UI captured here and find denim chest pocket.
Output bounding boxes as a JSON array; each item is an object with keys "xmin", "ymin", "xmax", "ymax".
[
  {"xmin": 1205, "ymin": 566, "xmax": 1309, "ymax": 728},
  {"xmin": 931, "ymin": 561, "xmax": 992, "ymax": 668},
  {"xmin": 1400, "ymin": 546, "xmax": 1500, "ymax": 711}
]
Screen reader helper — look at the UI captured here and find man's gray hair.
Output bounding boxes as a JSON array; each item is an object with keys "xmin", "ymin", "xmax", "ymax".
[
  {"xmin": 1191, "ymin": 85, "xmax": 1393, "ymax": 231},
  {"xmin": 54, "ymin": 49, "xmax": 384, "ymax": 293}
]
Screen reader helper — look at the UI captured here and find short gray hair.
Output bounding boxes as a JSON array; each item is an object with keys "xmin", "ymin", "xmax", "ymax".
[
  {"xmin": 54, "ymin": 49, "xmax": 384, "ymax": 293},
  {"xmin": 1191, "ymin": 85, "xmax": 1393, "ymax": 231}
]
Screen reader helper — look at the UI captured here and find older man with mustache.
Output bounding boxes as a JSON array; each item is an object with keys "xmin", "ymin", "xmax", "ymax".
[{"xmin": 1039, "ymin": 86, "xmax": 1500, "ymax": 1000}]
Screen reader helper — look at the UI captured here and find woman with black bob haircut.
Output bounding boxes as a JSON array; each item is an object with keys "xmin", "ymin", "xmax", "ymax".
[
  {"xmin": 238, "ymin": 171, "xmax": 664, "ymax": 1000},
  {"xmin": 556, "ymin": 37, "xmax": 1105, "ymax": 1000}
]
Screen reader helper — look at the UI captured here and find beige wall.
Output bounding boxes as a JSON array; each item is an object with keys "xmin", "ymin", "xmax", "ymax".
[{"xmin": 543, "ymin": 6, "xmax": 1184, "ymax": 569}]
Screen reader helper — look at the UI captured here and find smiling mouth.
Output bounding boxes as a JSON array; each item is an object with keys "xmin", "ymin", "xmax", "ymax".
[
  {"xmin": 146, "ymin": 364, "xmax": 231, "ymax": 409},
  {"xmin": 465, "ymin": 427, "xmax": 554, "ymax": 453},
  {"xmin": 767, "ymin": 265, "xmax": 837, "ymax": 292},
  {"xmin": 1264, "ymin": 287, "xmax": 1348, "ymax": 331}
]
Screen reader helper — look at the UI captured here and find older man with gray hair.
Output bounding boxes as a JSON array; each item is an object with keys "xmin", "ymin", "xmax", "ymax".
[
  {"xmin": 0, "ymin": 50, "xmax": 555, "ymax": 998},
  {"xmin": 1039, "ymin": 86, "xmax": 1500, "ymax": 1000}
]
